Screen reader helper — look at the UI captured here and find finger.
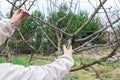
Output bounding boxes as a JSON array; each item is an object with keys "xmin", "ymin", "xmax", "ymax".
[
  {"xmin": 63, "ymin": 45, "xmax": 66, "ymax": 50},
  {"xmin": 21, "ymin": 12, "xmax": 29, "ymax": 20},
  {"xmin": 20, "ymin": 10, "xmax": 29, "ymax": 17},
  {"xmin": 14, "ymin": 10, "xmax": 24, "ymax": 22},
  {"xmin": 20, "ymin": 8, "xmax": 29, "ymax": 15},
  {"xmin": 23, "ymin": 11, "xmax": 29, "ymax": 16},
  {"xmin": 21, "ymin": 13, "xmax": 29, "ymax": 21},
  {"xmin": 22, "ymin": 15, "xmax": 29, "ymax": 20},
  {"xmin": 67, "ymin": 45, "xmax": 72, "ymax": 52},
  {"xmin": 13, "ymin": 9, "xmax": 21, "ymax": 15},
  {"xmin": 70, "ymin": 45, "xmax": 72, "ymax": 49},
  {"xmin": 19, "ymin": 10, "xmax": 25, "ymax": 18}
]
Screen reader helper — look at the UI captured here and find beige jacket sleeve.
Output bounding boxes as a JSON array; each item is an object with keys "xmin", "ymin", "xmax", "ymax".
[
  {"xmin": 0, "ymin": 19, "xmax": 74, "ymax": 80},
  {"xmin": 0, "ymin": 55, "xmax": 74, "ymax": 80},
  {"xmin": 0, "ymin": 19, "xmax": 16, "ymax": 45}
]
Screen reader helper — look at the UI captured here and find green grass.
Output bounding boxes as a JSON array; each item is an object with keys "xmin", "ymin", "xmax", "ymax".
[
  {"xmin": 99, "ymin": 61, "xmax": 120, "ymax": 68},
  {"xmin": 72, "ymin": 55, "xmax": 120, "ymax": 80},
  {"xmin": 0, "ymin": 55, "xmax": 29, "ymax": 66},
  {"xmin": 0, "ymin": 54, "xmax": 120, "ymax": 80},
  {"xmin": 73, "ymin": 56, "xmax": 95, "ymax": 63},
  {"xmin": 12, "ymin": 57, "xmax": 29, "ymax": 66},
  {"xmin": 73, "ymin": 56, "xmax": 120, "ymax": 68},
  {"xmin": 100, "ymin": 49, "xmax": 112, "ymax": 54}
]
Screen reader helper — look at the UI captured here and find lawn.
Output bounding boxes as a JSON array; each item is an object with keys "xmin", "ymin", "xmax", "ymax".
[{"xmin": 0, "ymin": 51, "xmax": 120, "ymax": 80}]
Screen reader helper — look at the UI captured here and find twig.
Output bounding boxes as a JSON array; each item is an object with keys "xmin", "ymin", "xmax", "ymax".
[
  {"xmin": 99, "ymin": 0, "xmax": 120, "ymax": 45},
  {"xmin": 27, "ymin": 0, "xmax": 36, "ymax": 11},
  {"xmin": 74, "ymin": 44, "xmax": 106, "ymax": 53},
  {"xmin": 74, "ymin": 33, "xmax": 100, "ymax": 51},
  {"xmin": 90, "ymin": 66, "xmax": 104, "ymax": 80},
  {"xmin": 71, "ymin": 44, "xmax": 119, "ymax": 72},
  {"xmin": 75, "ymin": 17, "xmax": 120, "ymax": 42},
  {"xmin": 88, "ymin": 0, "xmax": 96, "ymax": 9},
  {"xmin": 7, "ymin": 0, "xmax": 72, "ymax": 36},
  {"xmin": 37, "ymin": 21, "xmax": 57, "ymax": 49},
  {"xmin": 10, "ymin": 0, "xmax": 17, "ymax": 17},
  {"xmin": 18, "ymin": 0, "xmax": 27, "ymax": 8},
  {"xmin": 73, "ymin": 0, "xmax": 107, "ymax": 36}
]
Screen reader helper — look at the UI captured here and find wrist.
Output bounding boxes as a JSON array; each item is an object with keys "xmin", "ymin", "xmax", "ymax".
[{"xmin": 63, "ymin": 53, "xmax": 72, "ymax": 57}]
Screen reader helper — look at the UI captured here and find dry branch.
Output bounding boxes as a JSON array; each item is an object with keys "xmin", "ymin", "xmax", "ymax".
[
  {"xmin": 71, "ymin": 44, "xmax": 119, "ymax": 72},
  {"xmin": 75, "ymin": 17, "xmax": 120, "ymax": 42},
  {"xmin": 74, "ymin": 44, "xmax": 106, "ymax": 53},
  {"xmin": 73, "ymin": 0, "xmax": 107, "ymax": 36},
  {"xmin": 99, "ymin": 0, "xmax": 120, "ymax": 45}
]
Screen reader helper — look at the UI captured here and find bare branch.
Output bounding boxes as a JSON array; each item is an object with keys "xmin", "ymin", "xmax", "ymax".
[
  {"xmin": 7, "ymin": 0, "xmax": 72, "ymax": 36},
  {"xmin": 18, "ymin": 0, "xmax": 27, "ymax": 8},
  {"xmin": 10, "ymin": 0, "xmax": 17, "ymax": 17},
  {"xmin": 36, "ymin": 21, "xmax": 57, "ymax": 49},
  {"xmin": 99, "ymin": 0, "xmax": 120, "ymax": 45},
  {"xmin": 56, "ymin": 0, "xmax": 73, "ymax": 26},
  {"xmin": 74, "ymin": 33, "xmax": 101, "ymax": 51},
  {"xmin": 71, "ymin": 44, "xmax": 119, "ymax": 72},
  {"xmin": 27, "ymin": 0, "xmax": 36, "ymax": 11},
  {"xmin": 73, "ymin": 0, "xmax": 107, "ymax": 37},
  {"xmin": 75, "ymin": 17, "xmax": 120, "ymax": 42},
  {"xmin": 88, "ymin": 0, "xmax": 96, "ymax": 9},
  {"xmin": 17, "ymin": 28, "xmax": 35, "ymax": 51},
  {"xmin": 49, "ymin": 0, "xmax": 59, "ymax": 9},
  {"xmin": 90, "ymin": 66, "xmax": 104, "ymax": 80},
  {"xmin": 74, "ymin": 44, "xmax": 106, "ymax": 53}
]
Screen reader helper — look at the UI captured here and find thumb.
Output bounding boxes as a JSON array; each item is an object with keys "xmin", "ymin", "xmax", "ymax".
[{"xmin": 63, "ymin": 45, "xmax": 66, "ymax": 50}]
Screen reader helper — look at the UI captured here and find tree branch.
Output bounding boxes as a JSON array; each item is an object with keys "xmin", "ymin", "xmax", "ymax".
[
  {"xmin": 99, "ymin": 0, "xmax": 120, "ymax": 45},
  {"xmin": 75, "ymin": 17, "xmax": 120, "ymax": 42},
  {"xmin": 71, "ymin": 44, "xmax": 119, "ymax": 72},
  {"xmin": 73, "ymin": 0, "xmax": 107, "ymax": 36},
  {"xmin": 7, "ymin": 0, "xmax": 72, "ymax": 37}
]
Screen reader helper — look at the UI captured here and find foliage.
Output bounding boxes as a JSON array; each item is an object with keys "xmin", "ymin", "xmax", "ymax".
[
  {"xmin": 46, "ymin": 4, "xmax": 100, "ymax": 48},
  {"xmin": 48, "ymin": 5, "xmax": 100, "ymax": 38},
  {"xmin": 6, "ymin": 3, "xmax": 102, "ymax": 55},
  {"xmin": 10, "ymin": 10, "xmax": 44, "ymax": 52}
]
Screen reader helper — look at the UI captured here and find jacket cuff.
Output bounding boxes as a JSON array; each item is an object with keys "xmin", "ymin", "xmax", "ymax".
[
  {"xmin": 56, "ymin": 55, "xmax": 74, "ymax": 67},
  {"xmin": 2, "ymin": 19, "xmax": 16, "ymax": 28},
  {"xmin": 1, "ymin": 19, "xmax": 16, "ymax": 38}
]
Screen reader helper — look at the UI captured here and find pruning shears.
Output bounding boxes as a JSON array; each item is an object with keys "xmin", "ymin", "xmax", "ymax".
[
  {"xmin": 65, "ymin": 38, "xmax": 72, "ymax": 50},
  {"xmin": 62, "ymin": 37, "xmax": 73, "ymax": 55}
]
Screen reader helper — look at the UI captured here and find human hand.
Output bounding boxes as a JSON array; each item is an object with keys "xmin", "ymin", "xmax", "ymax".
[
  {"xmin": 10, "ymin": 8, "xmax": 29, "ymax": 27},
  {"xmin": 63, "ymin": 45, "xmax": 73, "ymax": 57}
]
